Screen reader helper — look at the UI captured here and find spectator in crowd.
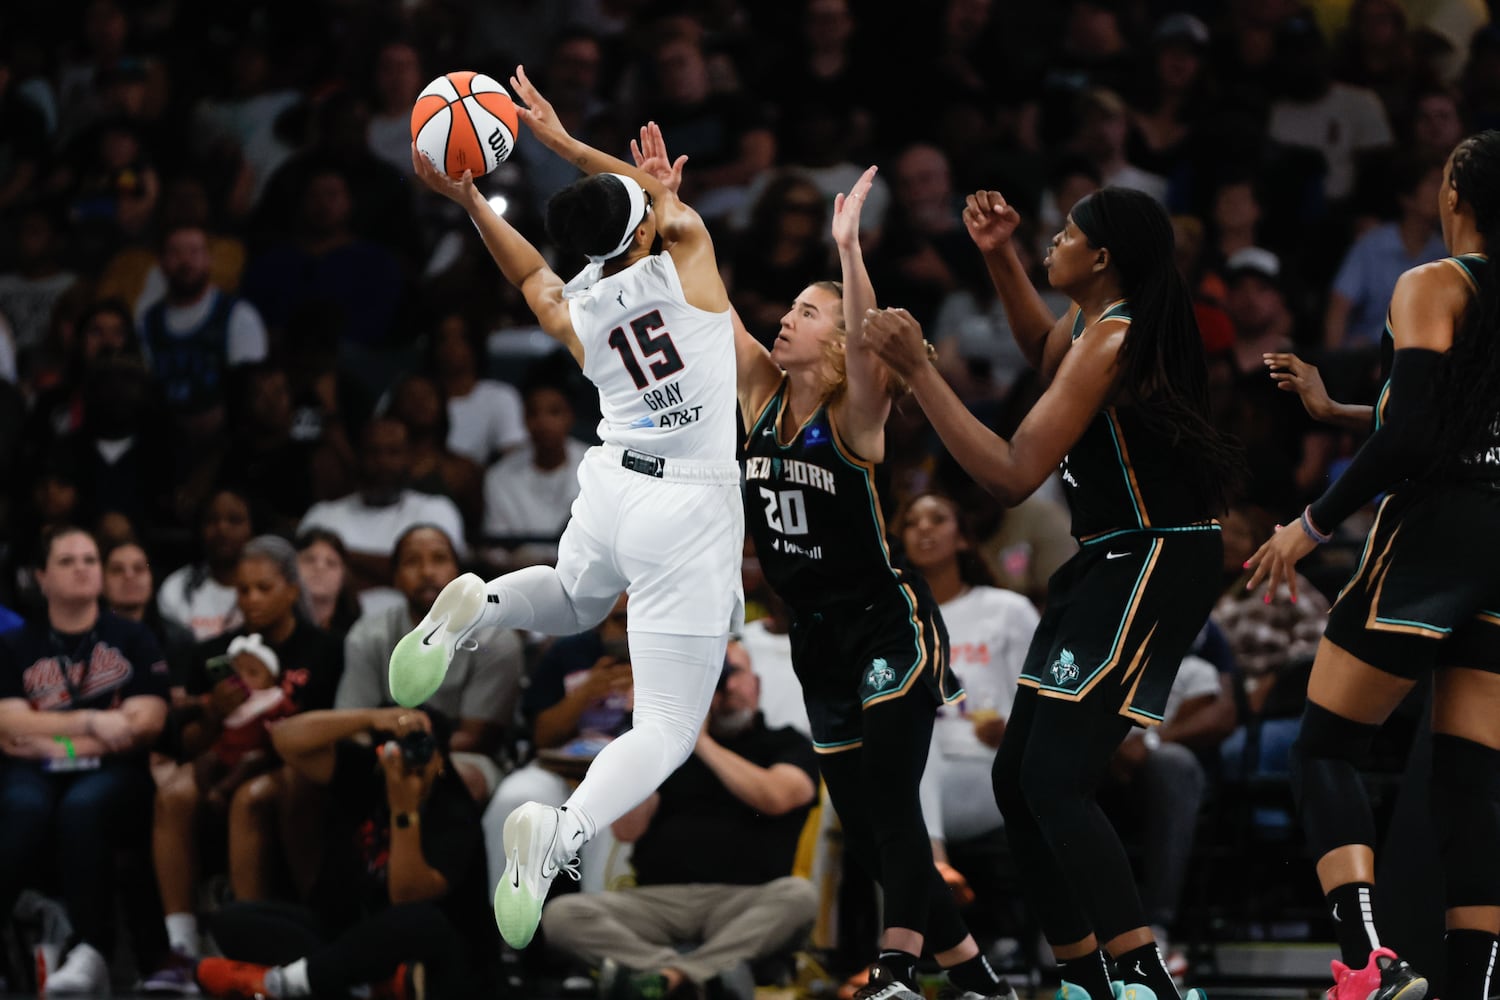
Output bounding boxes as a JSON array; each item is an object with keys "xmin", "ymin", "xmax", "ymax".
[
  {"xmin": 102, "ymin": 537, "xmax": 193, "ymax": 661},
  {"xmin": 158, "ymin": 488, "xmax": 255, "ymax": 643},
  {"xmin": 24, "ymin": 299, "xmax": 139, "ymax": 447},
  {"xmin": 1066, "ymin": 87, "xmax": 1169, "ymax": 203},
  {"xmin": 299, "ymin": 416, "xmax": 467, "ymax": 591},
  {"xmin": 541, "ymin": 643, "xmax": 819, "ymax": 1000},
  {"xmin": 294, "ymin": 528, "xmax": 362, "ymax": 641},
  {"xmin": 638, "ymin": 25, "xmax": 775, "ymax": 220},
  {"xmin": 195, "ymin": 706, "xmax": 497, "ymax": 1000},
  {"xmin": 515, "ymin": 28, "xmax": 613, "ymax": 221},
  {"xmin": 241, "ymin": 166, "xmax": 409, "ymax": 347},
  {"xmin": 1410, "ymin": 85, "xmax": 1467, "ymax": 162},
  {"xmin": 336, "ymin": 524, "xmax": 524, "ymax": 801},
  {"xmin": 738, "ymin": 567, "xmax": 810, "ymax": 739},
  {"xmin": 481, "ymin": 378, "xmax": 587, "ymax": 570},
  {"xmin": 0, "ymin": 42, "xmax": 46, "ymax": 214},
  {"xmin": 1129, "ymin": 14, "xmax": 1215, "ymax": 203},
  {"xmin": 0, "ymin": 526, "xmax": 171, "ymax": 995},
  {"xmin": 138, "ymin": 223, "xmax": 268, "ymax": 425},
  {"xmin": 1267, "ymin": 17, "xmax": 1394, "ymax": 203},
  {"xmin": 730, "ymin": 171, "xmax": 834, "ymax": 344},
  {"xmin": 1335, "ymin": 0, "xmax": 1417, "ymax": 127},
  {"xmin": 62, "ymin": 116, "xmax": 159, "ymax": 249},
  {"xmin": 387, "ymin": 373, "xmax": 485, "ymax": 538},
  {"xmin": 366, "ymin": 41, "xmax": 425, "ymax": 177},
  {"xmin": 149, "ymin": 535, "xmax": 343, "ymax": 983},
  {"xmin": 0, "ymin": 205, "xmax": 79, "ymax": 357},
  {"xmin": 902, "ymin": 493, "xmax": 1039, "ymax": 902},
  {"xmin": 218, "ymin": 363, "xmax": 329, "ymax": 537},
  {"xmin": 1206, "ymin": 175, "xmax": 1267, "ymax": 273},
  {"xmin": 1324, "ymin": 157, "xmax": 1446, "ymax": 350},
  {"xmin": 762, "ymin": 0, "xmax": 875, "ymax": 166},
  {"xmin": 429, "ymin": 311, "xmax": 525, "ymax": 467},
  {"xmin": 481, "ymin": 597, "xmax": 633, "ymax": 893}
]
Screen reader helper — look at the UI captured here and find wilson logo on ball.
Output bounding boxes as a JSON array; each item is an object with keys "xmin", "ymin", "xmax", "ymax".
[{"xmin": 411, "ymin": 71, "xmax": 519, "ymax": 178}]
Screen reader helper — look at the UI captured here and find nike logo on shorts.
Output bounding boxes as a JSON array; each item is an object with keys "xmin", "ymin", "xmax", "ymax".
[{"xmin": 1105, "ymin": 550, "xmax": 1130, "ymax": 560}]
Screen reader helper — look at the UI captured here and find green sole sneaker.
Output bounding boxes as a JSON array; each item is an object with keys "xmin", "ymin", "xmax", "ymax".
[
  {"xmin": 493, "ymin": 802, "xmax": 580, "ymax": 948},
  {"xmin": 388, "ymin": 572, "xmax": 486, "ymax": 708}
]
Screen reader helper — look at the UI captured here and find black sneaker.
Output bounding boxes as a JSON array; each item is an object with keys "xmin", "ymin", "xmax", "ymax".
[
  {"xmin": 853, "ymin": 964, "xmax": 924, "ymax": 1000},
  {"xmin": 939, "ymin": 981, "xmax": 1020, "ymax": 1000}
]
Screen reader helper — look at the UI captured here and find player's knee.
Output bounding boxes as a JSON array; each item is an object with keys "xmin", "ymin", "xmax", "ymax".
[{"xmin": 1292, "ymin": 701, "xmax": 1378, "ymax": 768}]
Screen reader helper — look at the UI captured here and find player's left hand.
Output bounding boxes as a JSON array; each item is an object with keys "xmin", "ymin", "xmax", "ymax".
[
  {"xmin": 831, "ymin": 166, "xmax": 877, "ymax": 250},
  {"xmin": 410, "ymin": 142, "xmax": 477, "ymax": 205},
  {"xmin": 630, "ymin": 122, "xmax": 687, "ymax": 195},
  {"xmin": 1244, "ymin": 522, "xmax": 1318, "ymax": 603},
  {"xmin": 509, "ymin": 65, "xmax": 569, "ymax": 148},
  {"xmin": 862, "ymin": 307, "xmax": 930, "ymax": 379}
]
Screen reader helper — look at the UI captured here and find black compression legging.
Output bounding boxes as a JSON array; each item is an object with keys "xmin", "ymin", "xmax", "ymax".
[
  {"xmin": 991, "ymin": 684, "xmax": 1144, "ymax": 946},
  {"xmin": 816, "ymin": 686, "xmax": 971, "ymax": 954},
  {"xmin": 208, "ymin": 900, "xmax": 481, "ymax": 999}
]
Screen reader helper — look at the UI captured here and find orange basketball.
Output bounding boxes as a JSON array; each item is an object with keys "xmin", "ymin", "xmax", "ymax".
[{"xmin": 410, "ymin": 71, "xmax": 519, "ymax": 178}]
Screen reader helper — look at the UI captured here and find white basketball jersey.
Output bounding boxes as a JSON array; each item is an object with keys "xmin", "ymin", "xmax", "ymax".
[{"xmin": 570, "ymin": 253, "xmax": 736, "ymax": 461}]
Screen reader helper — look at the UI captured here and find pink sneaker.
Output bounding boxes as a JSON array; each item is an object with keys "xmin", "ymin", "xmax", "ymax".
[{"xmin": 1327, "ymin": 948, "xmax": 1427, "ymax": 1000}]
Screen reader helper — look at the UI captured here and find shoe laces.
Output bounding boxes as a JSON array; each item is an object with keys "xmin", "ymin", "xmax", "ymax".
[{"xmin": 558, "ymin": 855, "xmax": 582, "ymax": 882}]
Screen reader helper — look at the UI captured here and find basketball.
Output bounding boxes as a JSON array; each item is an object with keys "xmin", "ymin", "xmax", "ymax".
[{"xmin": 410, "ymin": 71, "xmax": 519, "ymax": 179}]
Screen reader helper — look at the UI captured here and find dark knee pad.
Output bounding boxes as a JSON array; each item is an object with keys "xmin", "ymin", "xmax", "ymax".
[
  {"xmin": 1431, "ymin": 734, "xmax": 1500, "ymax": 907},
  {"xmin": 1290, "ymin": 703, "xmax": 1381, "ymax": 856}
]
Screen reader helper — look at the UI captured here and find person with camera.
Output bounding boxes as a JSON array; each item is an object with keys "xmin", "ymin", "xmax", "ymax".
[{"xmin": 194, "ymin": 705, "xmax": 496, "ymax": 1000}]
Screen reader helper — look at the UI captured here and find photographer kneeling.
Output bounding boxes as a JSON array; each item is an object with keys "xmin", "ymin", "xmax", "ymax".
[{"xmin": 194, "ymin": 707, "xmax": 496, "ymax": 999}]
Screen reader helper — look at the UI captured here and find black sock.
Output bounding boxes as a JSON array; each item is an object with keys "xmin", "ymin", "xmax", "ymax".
[
  {"xmin": 946, "ymin": 952, "xmax": 1008, "ymax": 995},
  {"xmin": 877, "ymin": 949, "xmax": 919, "ymax": 985},
  {"xmin": 1056, "ymin": 949, "xmax": 1113, "ymax": 1000},
  {"xmin": 1447, "ymin": 929, "xmax": 1500, "ymax": 1000},
  {"xmin": 1116, "ymin": 943, "xmax": 1180, "ymax": 1000},
  {"xmin": 1326, "ymin": 882, "xmax": 1379, "ymax": 967}
]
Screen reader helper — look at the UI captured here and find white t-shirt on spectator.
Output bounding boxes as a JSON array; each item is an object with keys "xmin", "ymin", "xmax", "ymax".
[
  {"xmin": 447, "ymin": 380, "xmax": 527, "ymax": 465},
  {"xmin": 932, "ymin": 585, "xmax": 1040, "ymax": 760},
  {"xmin": 138, "ymin": 288, "xmax": 269, "ymax": 366},
  {"xmin": 1269, "ymin": 82, "xmax": 1394, "ymax": 200},
  {"xmin": 0, "ymin": 270, "xmax": 78, "ymax": 351},
  {"xmin": 1161, "ymin": 654, "xmax": 1223, "ymax": 727},
  {"xmin": 739, "ymin": 618, "xmax": 810, "ymax": 739},
  {"xmin": 157, "ymin": 566, "xmax": 244, "ymax": 641},
  {"xmin": 300, "ymin": 490, "xmax": 468, "ymax": 559},
  {"xmin": 482, "ymin": 439, "xmax": 588, "ymax": 539}
]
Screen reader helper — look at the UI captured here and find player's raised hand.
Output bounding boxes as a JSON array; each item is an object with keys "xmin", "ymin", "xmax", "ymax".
[
  {"xmin": 832, "ymin": 166, "xmax": 878, "ymax": 250},
  {"xmin": 963, "ymin": 191, "xmax": 1022, "ymax": 253},
  {"xmin": 630, "ymin": 122, "xmax": 688, "ymax": 194},
  {"xmin": 509, "ymin": 65, "xmax": 569, "ymax": 148},
  {"xmin": 411, "ymin": 143, "xmax": 477, "ymax": 205}
]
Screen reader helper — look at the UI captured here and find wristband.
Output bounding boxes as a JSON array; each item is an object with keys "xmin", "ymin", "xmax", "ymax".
[
  {"xmin": 1300, "ymin": 506, "xmax": 1333, "ymax": 545},
  {"xmin": 53, "ymin": 735, "xmax": 76, "ymax": 760}
]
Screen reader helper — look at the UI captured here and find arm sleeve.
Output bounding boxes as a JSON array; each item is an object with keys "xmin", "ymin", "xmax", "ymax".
[{"xmin": 1308, "ymin": 347, "xmax": 1442, "ymax": 531}]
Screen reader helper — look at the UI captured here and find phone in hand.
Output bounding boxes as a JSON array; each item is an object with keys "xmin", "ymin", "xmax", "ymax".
[{"xmin": 204, "ymin": 654, "xmax": 235, "ymax": 685}]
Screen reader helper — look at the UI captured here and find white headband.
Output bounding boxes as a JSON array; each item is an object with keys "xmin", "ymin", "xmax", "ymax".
[
  {"xmin": 228, "ymin": 633, "xmax": 280, "ymax": 678},
  {"xmin": 587, "ymin": 173, "xmax": 649, "ymax": 263}
]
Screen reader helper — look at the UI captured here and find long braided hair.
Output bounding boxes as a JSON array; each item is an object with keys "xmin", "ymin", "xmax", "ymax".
[{"xmin": 1071, "ymin": 187, "xmax": 1243, "ymax": 512}]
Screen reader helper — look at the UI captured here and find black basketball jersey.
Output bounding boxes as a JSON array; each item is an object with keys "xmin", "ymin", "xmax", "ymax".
[
  {"xmin": 744, "ymin": 380, "xmax": 908, "ymax": 611},
  {"xmin": 1062, "ymin": 301, "xmax": 1217, "ymax": 540}
]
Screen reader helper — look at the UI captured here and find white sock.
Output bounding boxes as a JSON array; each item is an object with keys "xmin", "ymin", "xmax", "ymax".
[
  {"xmin": 164, "ymin": 912, "xmax": 199, "ymax": 957},
  {"xmin": 268, "ymin": 958, "xmax": 311, "ymax": 998},
  {"xmin": 562, "ymin": 632, "xmax": 725, "ymax": 831},
  {"xmin": 482, "ymin": 566, "xmax": 615, "ymax": 635},
  {"xmin": 556, "ymin": 803, "xmax": 597, "ymax": 859}
]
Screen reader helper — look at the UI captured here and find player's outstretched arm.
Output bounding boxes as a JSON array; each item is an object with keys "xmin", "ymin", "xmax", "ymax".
[
  {"xmin": 1263, "ymin": 351, "xmax": 1372, "ymax": 431},
  {"xmin": 411, "ymin": 145, "xmax": 582, "ymax": 365},
  {"xmin": 964, "ymin": 191, "xmax": 1073, "ymax": 381},
  {"xmin": 862, "ymin": 307, "xmax": 1116, "ymax": 505},
  {"xmin": 512, "ymin": 70, "xmax": 726, "ymax": 312},
  {"xmin": 832, "ymin": 166, "xmax": 892, "ymax": 456}
]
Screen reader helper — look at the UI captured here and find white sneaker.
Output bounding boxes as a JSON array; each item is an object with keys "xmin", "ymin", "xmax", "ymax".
[
  {"xmin": 388, "ymin": 572, "xmax": 487, "ymax": 707},
  {"xmin": 45, "ymin": 942, "xmax": 110, "ymax": 996},
  {"xmin": 493, "ymin": 802, "xmax": 580, "ymax": 948}
]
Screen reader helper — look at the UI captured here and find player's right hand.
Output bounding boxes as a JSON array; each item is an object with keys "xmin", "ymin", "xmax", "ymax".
[
  {"xmin": 510, "ymin": 65, "xmax": 570, "ymax": 148},
  {"xmin": 963, "ymin": 191, "xmax": 1021, "ymax": 253},
  {"xmin": 631, "ymin": 122, "xmax": 688, "ymax": 195}
]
